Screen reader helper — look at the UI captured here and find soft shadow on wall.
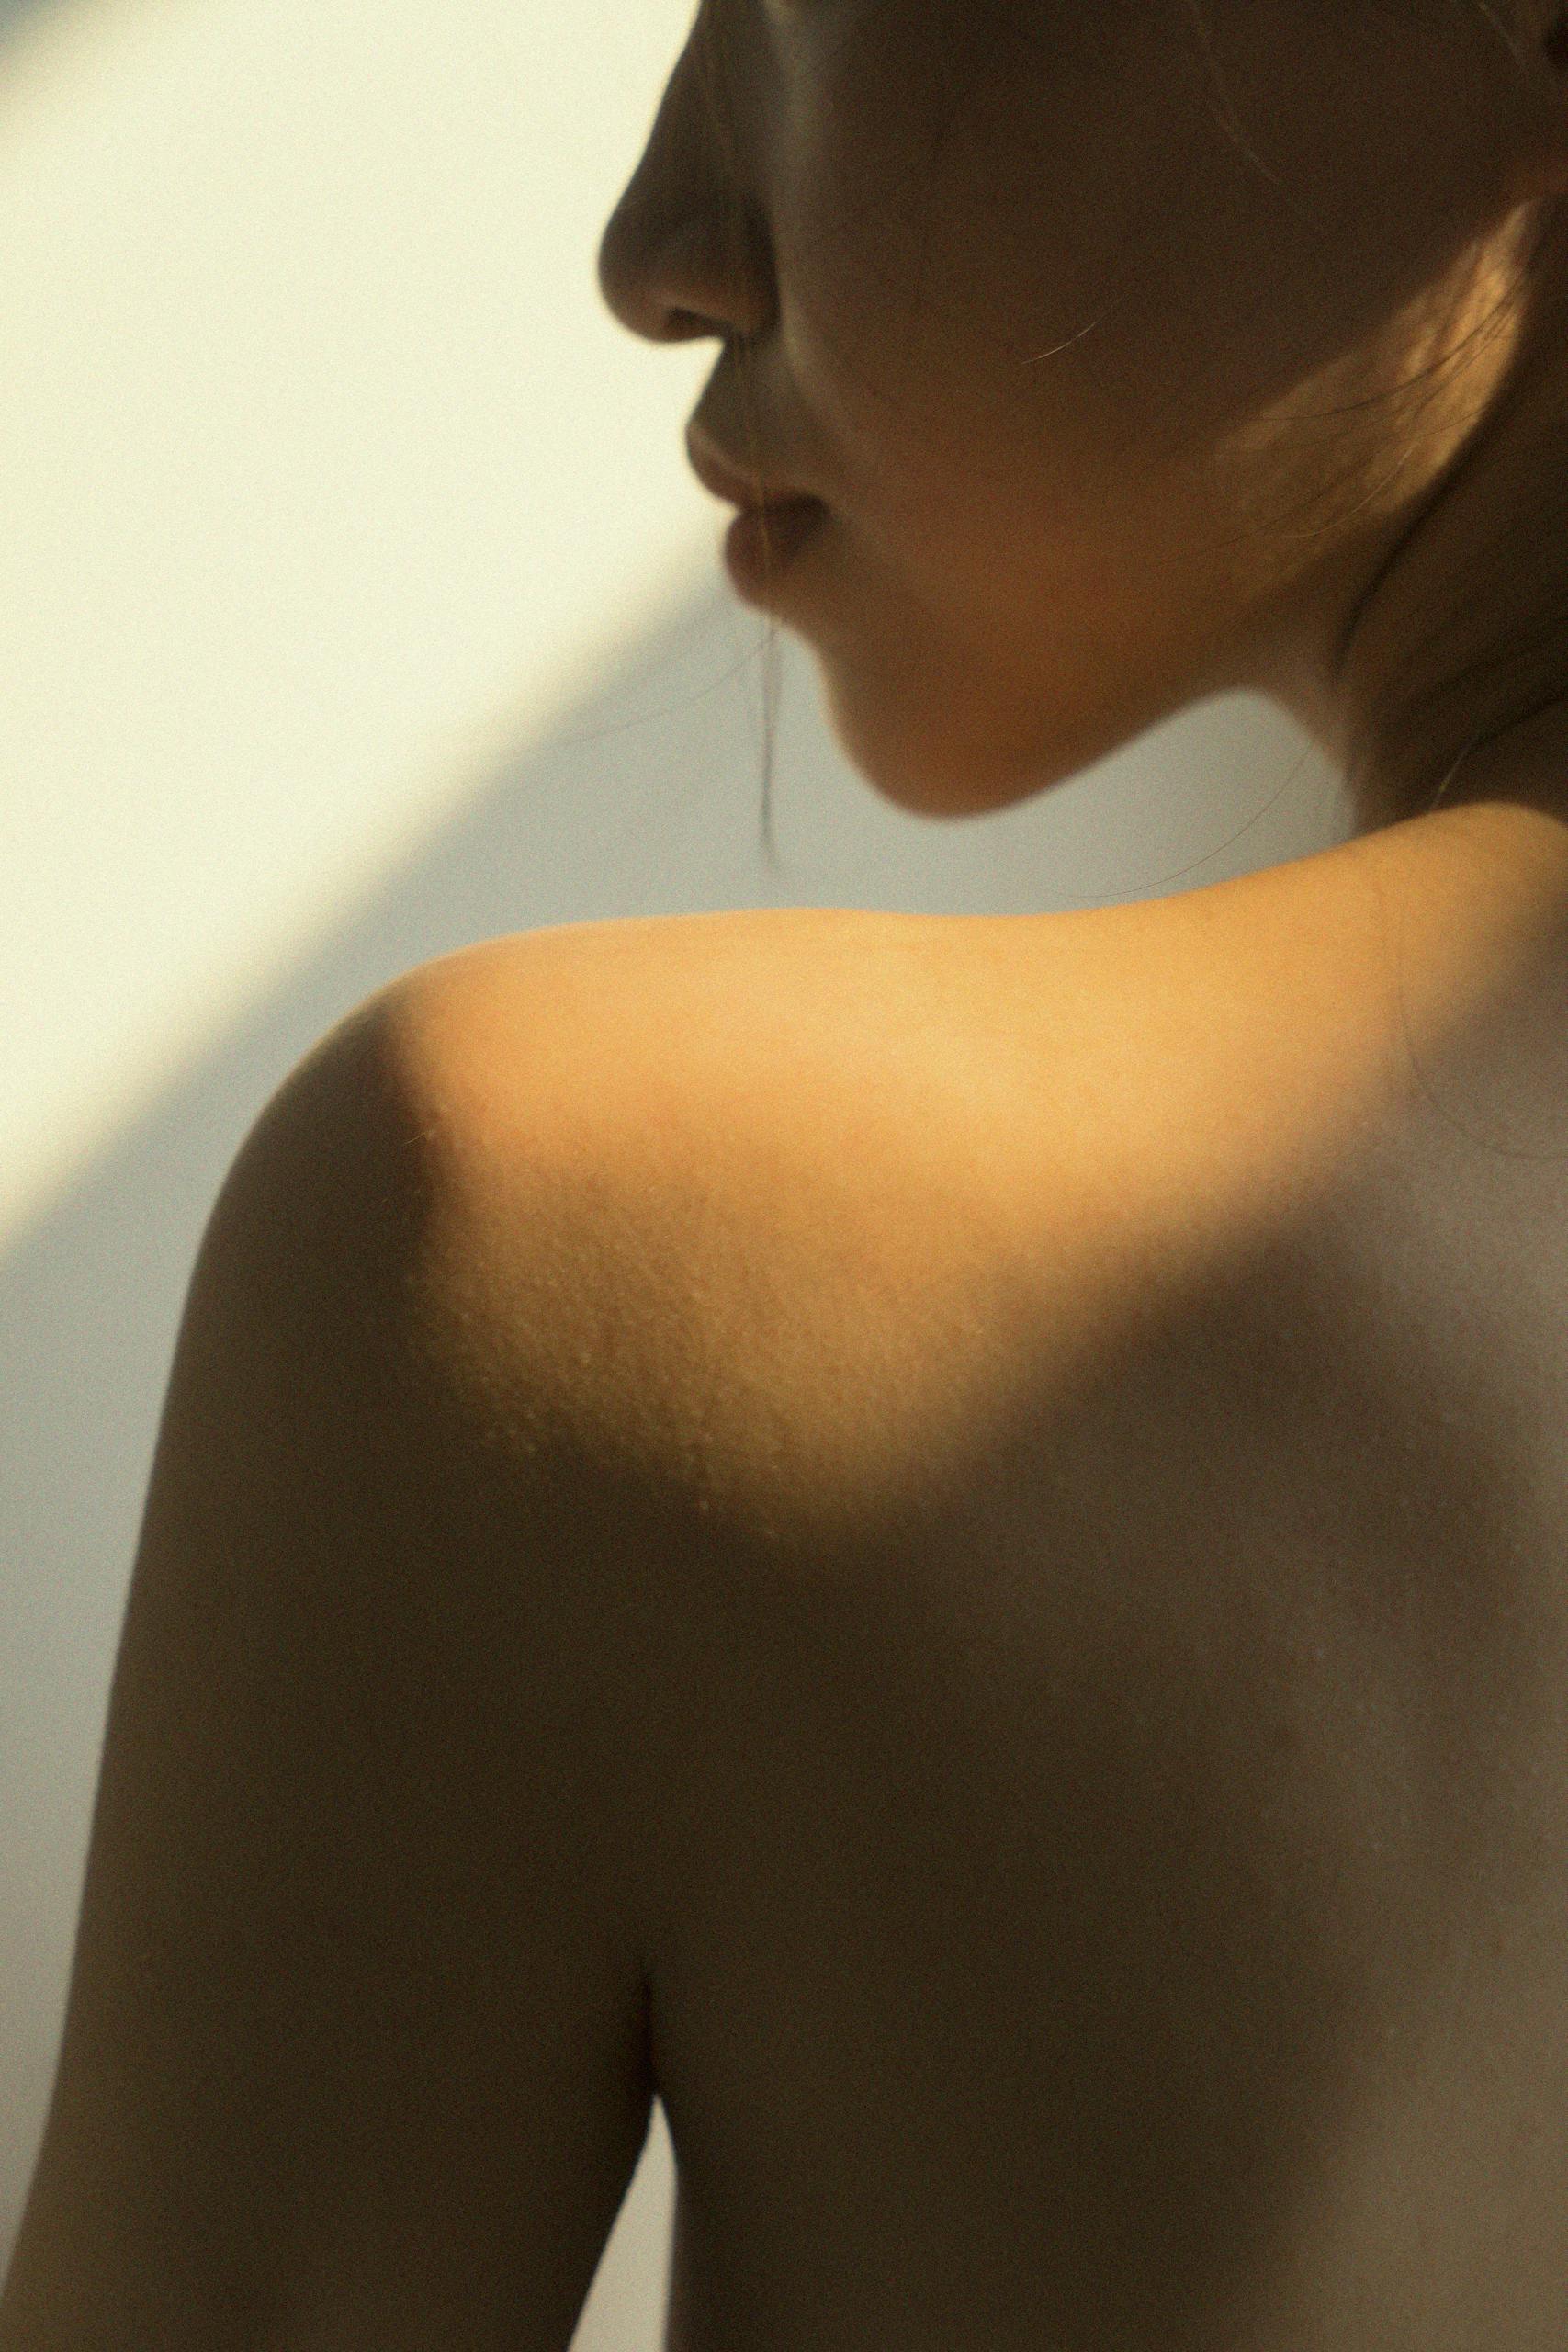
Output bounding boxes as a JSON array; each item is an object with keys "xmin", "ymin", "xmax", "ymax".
[
  {"xmin": 0, "ymin": 560, "xmax": 1347, "ymax": 2352},
  {"xmin": 0, "ymin": 0, "xmax": 49, "ymax": 49}
]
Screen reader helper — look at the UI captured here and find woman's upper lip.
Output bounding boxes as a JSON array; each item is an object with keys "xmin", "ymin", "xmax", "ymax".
[{"xmin": 685, "ymin": 428, "xmax": 819, "ymax": 513}]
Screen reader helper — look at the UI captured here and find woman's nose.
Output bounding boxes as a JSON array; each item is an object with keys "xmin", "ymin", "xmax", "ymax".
[{"xmin": 597, "ymin": 197, "xmax": 774, "ymax": 348}]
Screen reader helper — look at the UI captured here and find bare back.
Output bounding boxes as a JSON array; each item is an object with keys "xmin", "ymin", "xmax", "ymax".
[{"xmin": 413, "ymin": 809, "xmax": 1568, "ymax": 2352}]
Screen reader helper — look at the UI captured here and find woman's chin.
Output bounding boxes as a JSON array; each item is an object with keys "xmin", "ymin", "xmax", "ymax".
[{"xmin": 818, "ymin": 688, "xmax": 1054, "ymax": 820}]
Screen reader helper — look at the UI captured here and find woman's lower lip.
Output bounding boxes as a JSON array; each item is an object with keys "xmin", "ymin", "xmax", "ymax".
[{"xmin": 724, "ymin": 497, "xmax": 828, "ymax": 595}]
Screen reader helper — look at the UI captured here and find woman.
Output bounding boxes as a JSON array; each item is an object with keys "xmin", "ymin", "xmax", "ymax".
[{"xmin": 5, "ymin": 5, "xmax": 1568, "ymax": 2348}]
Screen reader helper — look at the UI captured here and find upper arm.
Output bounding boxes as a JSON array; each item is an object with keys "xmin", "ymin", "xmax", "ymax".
[{"xmin": 0, "ymin": 976, "xmax": 658, "ymax": 2352}]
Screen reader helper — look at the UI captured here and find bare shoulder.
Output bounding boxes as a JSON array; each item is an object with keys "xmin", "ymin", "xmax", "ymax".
[
  {"xmin": 380, "ymin": 887, "xmax": 1338, "ymax": 1498},
  {"xmin": 371, "ymin": 891, "xmax": 1373, "ymax": 1542},
  {"xmin": 380, "ymin": 909, "xmax": 1060, "ymax": 1523},
  {"xmin": 375, "ymin": 901, "xmax": 1568, "ymax": 2349},
  {"xmin": 373, "ymin": 899, "xmax": 1568, "ymax": 2352},
  {"xmin": 372, "ymin": 872, "xmax": 1568, "ymax": 1599}
]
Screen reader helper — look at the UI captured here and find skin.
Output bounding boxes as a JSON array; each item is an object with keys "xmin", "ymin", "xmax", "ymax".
[{"xmin": 597, "ymin": 0, "xmax": 1568, "ymax": 854}]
